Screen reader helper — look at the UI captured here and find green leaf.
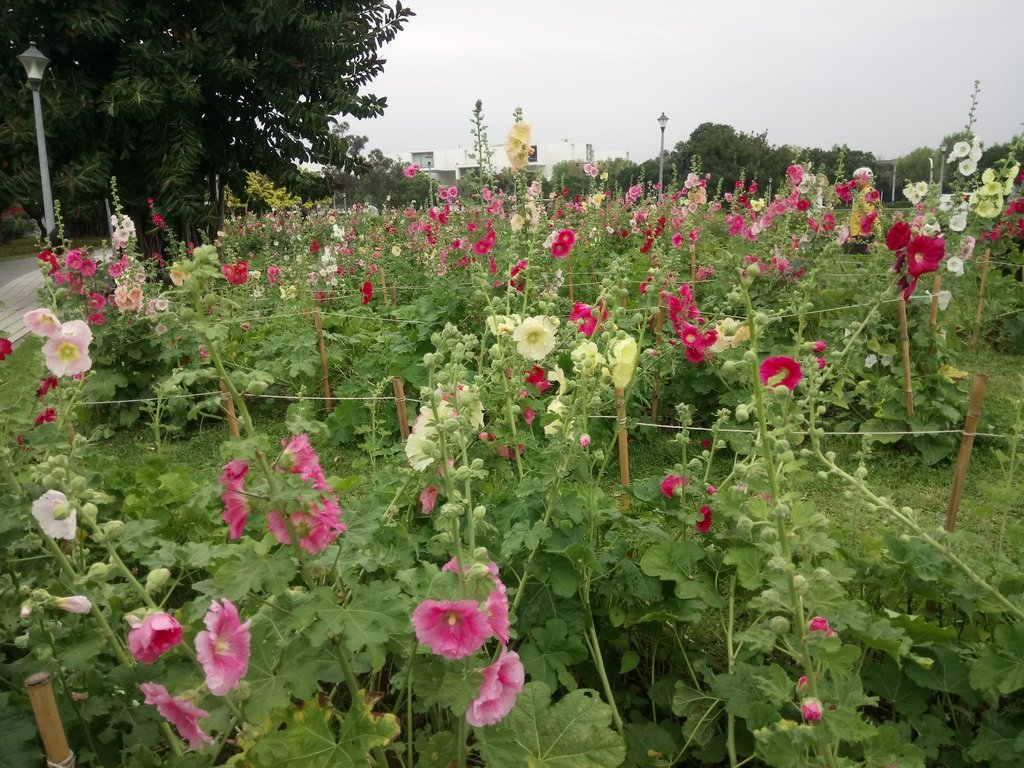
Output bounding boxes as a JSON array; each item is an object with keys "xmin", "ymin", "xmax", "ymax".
[
  {"xmin": 208, "ymin": 543, "xmax": 296, "ymax": 601},
  {"xmin": 518, "ymin": 618, "xmax": 589, "ymax": 692},
  {"xmin": 0, "ymin": 693, "xmax": 40, "ymax": 767},
  {"xmin": 476, "ymin": 682, "xmax": 626, "ymax": 767},
  {"xmin": 723, "ymin": 546, "xmax": 765, "ymax": 590},
  {"xmin": 969, "ymin": 623, "xmax": 1024, "ymax": 699},
  {"xmin": 639, "ymin": 540, "xmax": 705, "ymax": 581}
]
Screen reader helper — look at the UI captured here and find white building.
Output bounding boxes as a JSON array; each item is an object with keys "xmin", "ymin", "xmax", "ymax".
[{"xmin": 392, "ymin": 141, "xmax": 630, "ymax": 185}]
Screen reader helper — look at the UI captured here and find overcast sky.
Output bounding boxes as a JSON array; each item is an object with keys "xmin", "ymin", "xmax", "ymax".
[{"xmin": 351, "ymin": 0, "xmax": 1023, "ymax": 163}]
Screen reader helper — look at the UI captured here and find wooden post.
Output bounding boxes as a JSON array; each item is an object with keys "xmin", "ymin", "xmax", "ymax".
[
  {"xmin": 970, "ymin": 247, "xmax": 992, "ymax": 352},
  {"xmin": 615, "ymin": 386, "xmax": 630, "ymax": 504},
  {"xmin": 393, "ymin": 377, "xmax": 410, "ymax": 440},
  {"xmin": 897, "ymin": 296, "xmax": 914, "ymax": 417},
  {"xmin": 312, "ymin": 306, "xmax": 333, "ymax": 413},
  {"xmin": 219, "ymin": 380, "xmax": 241, "ymax": 438},
  {"xmin": 929, "ymin": 272, "xmax": 942, "ymax": 330},
  {"xmin": 945, "ymin": 374, "xmax": 987, "ymax": 532},
  {"xmin": 378, "ymin": 267, "xmax": 390, "ymax": 307},
  {"xmin": 651, "ymin": 296, "xmax": 665, "ymax": 423},
  {"xmin": 25, "ymin": 672, "xmax": 74, "ymax": 767}
]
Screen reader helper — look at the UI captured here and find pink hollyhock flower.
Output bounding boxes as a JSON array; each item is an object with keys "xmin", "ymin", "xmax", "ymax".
[
  {"xmin": 54, "ymin": 595, "xmax": 92, "ymax": 614},
  {"xmin": 579, "ymin": 434, "xmax": 591, "ymax": 447},
  {"xmin": 31, "ymin": 489, "xmax": 76, "ymax": 540},
  {"xmin": 42, "ymin": 320, "xmax": 93, "ymax": 377},
  {"xmin": 128, "ymin": 612, "xmax": 184, "ymax": 664},
  {"xmin": 107, "ymin": 261, "xmax": 124, "ymax": 278},
  {"xmin": 195, "ymin": 599, "xmax": 251, "ymax": 695},
  {"xmin": 411, "ymin": 599, "xmax": 493, "ymax": 659},
  {"xmin": 696, "ymin": 505, "xmax": 712, "ymax": 533},
  {"xmin": 0, "ymin": 336, "xmax": 12, "ymax": 361},
  {"xmin": 486, "ymin": 588, "xmax": 510, "ymax": 645},
  {"xmin": 787, "ymin": 165, "xmax": 804, "ymax": 187},
  {"xmin": 568, "ymin": 302, "xmax": 606, "ymax": 337},
  {"xmin": 812, "ymin": 340, "xmax": 827, "ymax": 353},
  {"xmin": 759, "ymin": 356, "xmax": 803, "ymax": 391},
  {"xmin": 466, "ymin": 649, "xmax": 525, "ymax": 727},
  {"xmin": 88, "ymin": 291, "xmax": 107, "ymax": 310},
  {"xmin": 906, "ymin": 235, "xmax": 945, "ymax": 278},
  {"xmin": 822, "ymin": 212, "xmax": 836, "ymax": 231},
  {"xmin": 267, "ymin": 494, "xmax": 346, "ymax": 554},
  {"xmin": 817, "ymin": 357, "xmax": 827, "ymax": 370},
  {"xmin": 266, "ymin": 264, "xmax": 281, "ymax": 285},
  {"xmin": 139, "ymin": 683, "xmax": 214, "ymax": 750},
  {"xmin": 24, "ymin": 308, "xmax": 62, "ymax": 337},
  {"xmin": 221, "ymin": 260, "xmax": 249, "ymax": 286},
  {"xmin": 523, "ymin": 407, "xmax": 536, "ymax": 426},
  {"xmin": 279, "ymin": 434, "xmax": 327, "ymax": 488},
  {"xmin": 550, "ymin": 229, "xmax": 576, "ymax": 258},
  {"xmin": 525, "ymin": 365, "xmax": 551, "ymax": 393},
  {"xmin": 362, "ymin": 280, "xmax": 373, "ymax": 304},
  {"xmin": 218, "ymin": 460, "xmax": 250, "ymax": 538},
  {"xmin": 801, "ymin": 698, "xmax": 823, "ymax": 722},
  {"xmin": 420, "ymin": 485, "xmax": 439, "ymax": 514},
  {"xmin": 808, "ymin": 616, "xmax": 837, "ymax": 637},
  {"xmin": 660, "ymin": 475, "xmax": 688, "ymax": 498},
  {"xmin": 797, "ymin": 675, "xmax": 808, "ymax": 690},
  {"xmin": 404, "ymin": 163, "xmax": 420, "ymax": 178}
]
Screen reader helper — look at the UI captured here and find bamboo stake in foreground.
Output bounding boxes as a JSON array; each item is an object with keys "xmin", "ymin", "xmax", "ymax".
[
  {"xmin": 25, "ymin": 672, "xmax": 75, "ymax": 767},
  {"xmin": 615, "ymin": 386, "xmax": 630, "ymax": 505},
  {"xmin": 897, "ymin": 296, "xmax": 914, "ymax": 418},
  {"xmin": 312, "ymin": 306, "xmax": 333, "ymax": 413},
  {"xmin": 970, "ymin": 247, "xmax": 992, "ymax": 352},
  {"xmin": 945, "ymin": 373, "xmax": 988, "ymax": 533},
  {"xmin": 393, "ymin": 377, "xmax": 410, "ymax": 440},
  {"xmin": 219, "ymin": 380, "xmax": 240, "ymax": 438}
]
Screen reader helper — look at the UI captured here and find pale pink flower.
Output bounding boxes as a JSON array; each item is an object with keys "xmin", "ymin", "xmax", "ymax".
[
  {"xmin": 31, "ymin": 489, "xmax": 76, "ymax": 540},
  {"xmin": 419, "ymin": 485, "xmax": 439, "ymax": 514},
  {"xmin": 24, "ymin": 308, "xmax": 62, "ymax": 337},
  {"xmin": 218, "ymin": 460, "xmax": 250, "ymax": 538},
  {"xmin": 267, "ymin": 494, "xmax": 346, "ymax": 554},
  {"xmin": 128, "ymin": 612, "xmax": 183, "ymax": 664},
  {"xmin": 139, "ymin": 683, "xmax": 214, "ymax": 750},
  {"xmin": 54, "ymin": 595, "xmax": 92, "ymax": 614},
  {"xmin": 42, "ymin": 320, "xmax": 93, "ymax": 377},
  {"xmin": 466, "ymin": 649, "xmax": 525, "ymax": 727},
  {"xmin": 411, "ymin": 599, "xmax": 492, "ymax": 659},
  {"xmin": 579, "ymin": 434, "xmax": 591, "ymax": 447},
  {"xmin": 195, "ymin": 599, "xmax": 251, "ymax": 695},
  {"xmin": 801, "ymin": 697, "xmax": 823, "ymax": 722},
  {"xmin": 486, "ymin": 588, "xmax": 510, "ymax": 645}
]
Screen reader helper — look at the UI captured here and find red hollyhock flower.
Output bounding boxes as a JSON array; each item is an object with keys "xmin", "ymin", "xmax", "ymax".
[
  {"xmin": 885, "ymin": 221, "xmax": 911, "ymax": 251},
  {"xmin": 361, "ymin": 280, "xmax": 373, "ymax": 304},
  {"xmin": 221, "ymin": 260, "xmax": 248, "ymax": 285},
  {"xmin": 906, "ymin": 235, "xmax": 945, "ymax": 278},
  {"xmin": 525, "ymin": 365, "xmax": 551, "ymax": 393},
  {"xmin": 759, "ymin": 356, "xmax": 803, "ymax": 391},
  {"xmin": 696, "ymin": 505, "xmax": 712, "ymax": 533},
  {"xmin": 37, "ymin": 376, "xmax": 59, "ymax": 399},
  {"xmin": 796, "ymin": 199, "xmax": 810, "ymax": 212},
  {"xmin": 34, "ymin": 407, "xmax": 57, "ymax": 425},
  {"xmin": 860, "ymin": 210, "xmax": 878, "ymax": 235},
  {"xmin": 0, "ymin": 337, "xmax": 12, "ymax": 361}
]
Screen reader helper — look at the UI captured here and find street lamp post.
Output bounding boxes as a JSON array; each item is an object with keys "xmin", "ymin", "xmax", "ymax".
[
  {"xmin": 657, "ymin": 112, "xmax": 668, "ymax": 201},
  {"xmin": 18, "ymin": 42, "xmax": 55, "ymax": 238},
  {"xmin": 938, "ymin": 145, "xmax": 947, "ymax": 193}
]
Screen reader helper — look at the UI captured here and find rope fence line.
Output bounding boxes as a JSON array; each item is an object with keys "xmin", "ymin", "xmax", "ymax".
[{"xmin": 78, "ymin": 390, "xmax": 1015, "ymax": 440}]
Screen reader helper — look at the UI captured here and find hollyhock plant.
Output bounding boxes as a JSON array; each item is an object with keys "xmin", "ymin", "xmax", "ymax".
[
  {"xmin": 696, "ymin": 505, "xmax": 713, "ymax": 533},
  {"xmin": 759, "ymin": 356, "xmax": 803, "ymax": 391},
  {"xmin": 0, "ymin": 336, "xmax": 11, "ymax": 361},
  {"xmin": 279, "ymin": 434, "xmax": 327, "ymax": 488},
  {"xmin": 550, "ymin": 228, "xmax": 576, "ymax": 258},
  {"xmin": 466, "ymin": 649, "xmax": 526, "ymax": 727},
  {"xmin": 569, "ymin": 302, "xmax": 606, "ymax": 337},
  {"xmin": 512, "ymin": 316, "xmax": 558, "ymax": 361},
  {"xmin": 221, "ymin": 260, "xmax": 249, "ymax": 285},
  {"xmin": 411, "ymin": 599, "xmax": 493, "ymax": 659},
  {"xmin": 195, "ymin": 599, "xmax": 251, "ymax": 696},
  {"xmin": 362, "ymin": 280, "xmax": 373, "ymax": 304},
  {"xmin": 267, "ymin": 494, "xmax": 346, "ymax": 555},
  {"xmin": 139, "ymin": 683, "xmax": 214, "ymax": 750},
  {"xmin": 905, "ymin": 235, "xmax": 946, "ymax": 278},
  {"xmin": 53, "ymin": 595, "xmax": 92, "ymax": 614},
  {"xmin": 31, "ymin": 489, "xmax": 77, "ymax": 540},
  {"xmin": 127, "ymin": 612, "xmax": 184, "ymax": 664},
  {"xmin": 660, "ymin": 475, "xmax": 688, "ymax": 498},
  {"xmin": 24, "ymin": 308, "xmax": 62, "ymax": 337},
  {"xmin": 420, "ymin": 485, "xmax": 439, "ymax": 514},
  {"xmin": 218, "ymin": 459, "xmax": 250, "ymax": 538}
]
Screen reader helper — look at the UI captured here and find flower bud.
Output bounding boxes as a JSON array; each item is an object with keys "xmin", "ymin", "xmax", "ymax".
[
  {"xmin": 51, "ymin": 502, "xmax": 73, "ymax": 521},
  {"xmin": 791, "ymin": 574, "xmax": 809, "ymax": 595},
  {"xmin": 735, "ymin": 404, "xmax": 750, "ymax": 423},
  {"xmin": 769, "ymin": 615, "xmax": 790, "ymax": 635},
  {"xmin": 86, "ymin": 562, "xmax": 113, "ymax": 580},
  {"xmin": 145, "ymin": 568, "xmax": 171, "ymax": 593},
  {"xmin": 53, "ymin": 595, "xmax": 92, "ymax": 614},
  {"xmin": 100, "ymin": 520, "xmax": 124, "ymax": 540}
]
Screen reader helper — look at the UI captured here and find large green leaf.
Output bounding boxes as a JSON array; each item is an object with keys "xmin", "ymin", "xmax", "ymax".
[
  {"xmin": 969, "ymin": 623, "xmax": 1024, "ymax": 699},
  {"xmin": 476, "ymin": 682, "xmax": 625, "ymax": 767}
]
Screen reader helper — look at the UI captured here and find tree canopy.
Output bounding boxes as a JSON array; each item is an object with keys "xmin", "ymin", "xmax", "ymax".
[{"xmin": 1, "ymin": 0, "xmax": 413, "ymax": 239}]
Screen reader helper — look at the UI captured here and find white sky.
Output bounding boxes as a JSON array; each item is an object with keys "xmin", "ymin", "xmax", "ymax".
[{"xmin": 352, "ymin": 0, "xmax": 1024, "ymax": 162}]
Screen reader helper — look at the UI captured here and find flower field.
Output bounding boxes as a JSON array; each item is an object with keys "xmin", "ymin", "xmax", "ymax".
[{"xmin": 2, "ymin": 139, "xmax": 1024, "ymax": 767}]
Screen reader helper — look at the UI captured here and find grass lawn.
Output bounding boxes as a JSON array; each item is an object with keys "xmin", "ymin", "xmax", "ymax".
[{"xmin": 0, "ymin": 235, "xmax": 107, "ymax": 262}]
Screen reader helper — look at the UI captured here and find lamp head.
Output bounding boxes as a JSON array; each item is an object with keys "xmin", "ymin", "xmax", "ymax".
[
  {"xmin": 18, "ymin": 42, "xmax": 50, "ymax": 86},
  {"xmin": 657, "ymin": 112, "xmax": 669, "ymax": 130}
]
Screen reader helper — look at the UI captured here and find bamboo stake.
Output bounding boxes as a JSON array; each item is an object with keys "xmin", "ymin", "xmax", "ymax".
[
  {"xmin": 377, "ymin": 267, "xmax": 390, "ymax": 307},
  {"xmin": 615, "ymin": 386, "xmax": 630, "ymax": 504},
  {"xmin": 970, "ymin": 247, "xmax": 992, "ymax": 352},
  {"xmin": 945, "ymin": 374, "xmax": 987, "ymax": 533},
  {"xmin": 312, "ymin": 306, "xmax": 333, "ymax": 413},
  {"xmin": 929, "ymin": 272, "xmax": 942, "ymax": 330},
  {"xmin": 651, "ymin": 296, "xmax": 665, "ymax": 422},
  {"xmin": 219, "ymin": 380, "xmax": 240, "ymax": 438},
  {"xmin": 393, "ymin": 377, "xmax": 410, "ymax": 440},
  {"xmin": 897, "ymin": 297, "xmax": 914, "ymax": 417},
  {"xmin": 25, "ymin": 672, "xmax": 75, "ymax": 767}
]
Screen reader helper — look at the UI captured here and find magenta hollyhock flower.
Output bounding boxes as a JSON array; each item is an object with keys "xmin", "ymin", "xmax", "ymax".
[
  {"xmin": 885, "ymin": 221, "xmax": 912, "ymax": 251},
  {"xmin": 486, "ymin": 588, "xmax": 510, "ymax": 645},
  {"xmin": 221, "ymin": 260, "xmax": 248, "ymax": 285},
  {"xmin": 0, "ymin": 337, "xmax": 12, "ymax": 361},
  {"xmin": 267, "ymin": 494, "xmax": 346, "ymax": 555},
  {"xmin": 139, "ymin": 683, "xmax": 214, "ymax": 750},
  {"xmin": 808, "ymin": 616, "xmax": 837, "ymax": 637},
  {"xmin": 361, "ymin": 280, "xmax": 373, "ymax": 304},
  {"xmin": 419, "ymin": 485, "xmax": 439, "ymax": 514},
  {"xmin": 411, "ymin": 599, "xmax": 493, "ymax": 659},
  {"xmin": 42, "ymin": 320, "xmax": 93, "ymax": 377},
  {"xmin": 550, "ymin": 229, "xmax": 576, "ymax": 258},
  {"xmin": 906, "ymin": 235, "xmax": 946, "ymax": 278},
  {"xmin": 128, "ymin": 612, "xmax": 184, "ymax": 664},
  {"xmin": 31, "ymin": 489, "xmax": 77, "ymax": 540},
  {"xmin": 801, "ymin": 698, "xmax": 823, "ymax": 722},
  {"xmin": 466, "ymin": 649, "xmax": 525, "ymax": 727},
  {"xmin": 266, "ymin": 264, "xmax": 281, "ymax": 285},
  {"xmin": 403, "ymin": 163, "xmax": 420, "ymax": 178},
  {"xmin": 660, "ymin": 474, "xmax": 688, "ymax": 499},
  {"xmin": 218, "ymin": 459, "xmax": 250, "ymax": 538},
  {"xmin": 696, "ymin": 505, "xmax": 712, "ymax": 534},
  {"xmin": 195, "ymin": 599, "xmax": 251, "ymax": 696},
  {"xmin": 24, "ymin": 308, "xmax": 62, "ymax": 337},
  {"xmin": 523, "ymin": 406, "xmax": 536, "ymax": 426},
  {"xmin": 759, "ymin": 356, "xmax": 803, "ymax": 391},
  {"xmin": 279, "ymin": 434, "xmax": 327, "ymax": 489}
]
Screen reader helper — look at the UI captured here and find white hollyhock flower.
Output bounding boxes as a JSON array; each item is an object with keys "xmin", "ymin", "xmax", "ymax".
[
  {"xmin": 959, "ymin": 159, "xmax": 978, "ymax": 176},
  {"xmin": 946, "ymin": 256, "xmax": 964, "ymax": 276},
  {"xmin": 949, "ymin": 141, "xmax": 971, "ymax": 160}
]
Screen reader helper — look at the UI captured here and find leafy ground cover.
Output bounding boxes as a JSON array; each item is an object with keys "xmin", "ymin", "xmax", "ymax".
[{"xmin": 2, "ymin": 148, "xmax": 1023, "ymax": 767}]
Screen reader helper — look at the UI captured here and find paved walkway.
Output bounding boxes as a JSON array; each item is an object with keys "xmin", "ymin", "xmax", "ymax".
[{"xmin": 0, "ymin": 255, "xmax": 44, "ymax": 346}]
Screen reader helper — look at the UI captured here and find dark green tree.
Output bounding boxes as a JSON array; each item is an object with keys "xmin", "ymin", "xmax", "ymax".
[
  {"xmin": 0, "ymin": 1, "xmax": 413, "ymax": 241},
  {"xmin": 668, "ymin": 123, "xmax": 793, "ymax": 195}
]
